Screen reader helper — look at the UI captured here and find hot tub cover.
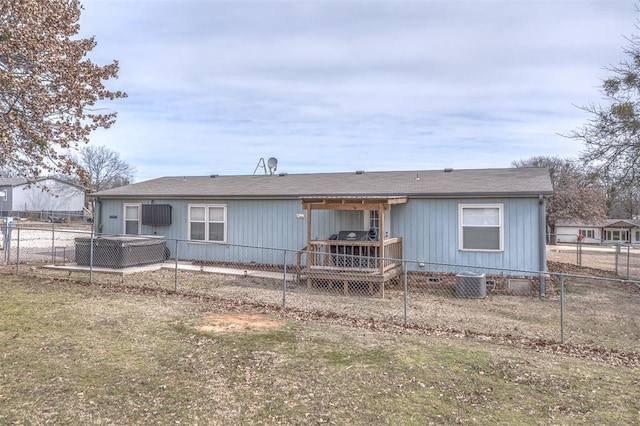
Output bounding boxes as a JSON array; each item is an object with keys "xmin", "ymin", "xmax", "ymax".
[{"xmin": 75, "ymin": 235, "xmax": 167, "ymax": 268}]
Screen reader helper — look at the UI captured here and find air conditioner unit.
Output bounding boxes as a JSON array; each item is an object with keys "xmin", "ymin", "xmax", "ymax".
[{"xmin": 455, "ymin": 272, "xmax": 486, "ymax": 298}]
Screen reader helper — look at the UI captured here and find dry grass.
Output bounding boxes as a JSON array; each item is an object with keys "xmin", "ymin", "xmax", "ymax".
[
  {"xmin": 19, "ymin": 259, "xmax": 640, "ymax": 355},
  {"xmin": 547, "ymin": 244, "xmax": 640, "ymax": 280},
  {"xmin": 1, "ymin": 275, "xmax": 640, "ymax": 424}
]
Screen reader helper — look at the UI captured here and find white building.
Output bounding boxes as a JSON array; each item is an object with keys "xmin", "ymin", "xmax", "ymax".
[
  {"xmin": 0, "ymin": 177, "xmax": 85, "ymax": 219},
  {"xmin": 555, "ymin": 219, "xmax": 640, "ymax": 244}
]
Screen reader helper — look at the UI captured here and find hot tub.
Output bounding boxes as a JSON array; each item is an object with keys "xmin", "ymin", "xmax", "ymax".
[{"xmin": 75, "ymin": 235, "xmax": 167, "ymax": 268}]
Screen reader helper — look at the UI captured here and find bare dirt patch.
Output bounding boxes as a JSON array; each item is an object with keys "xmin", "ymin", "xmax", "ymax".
[{"xmin": 195, "ymin": 313, "xmax": 284, "ymax": 334}]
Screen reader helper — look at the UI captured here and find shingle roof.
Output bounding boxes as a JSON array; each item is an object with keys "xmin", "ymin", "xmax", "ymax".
[
  {"xmin": 0, "ymin": 177, "xmax": 84, "ymax": 190},
  {"xmin": 0, "ymin": 178, "xmax": 30, "ymax": 187},
  {"xmin": 91, "ymin": 167, "xmax": 553, "ymax": 199},
  {"xmin": 605, "ymin": 219, "xmax": 640, "ymax": 227},
  {"xmin": 556, "ymin": 219, "xmax": 640, "ymax": 227}
]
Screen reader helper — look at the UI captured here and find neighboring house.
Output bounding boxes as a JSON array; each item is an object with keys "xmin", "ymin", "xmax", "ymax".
[
  {"xmin": 0, "ymin": 177, "xmax": 86, "ymax": 219},
  {"xmin": 91, "ymin": 167, "xmax": 552, "ymax": 281},
  {"xmin": 556, "ymin": 219, "xmax": 640, "ymax": 244}
]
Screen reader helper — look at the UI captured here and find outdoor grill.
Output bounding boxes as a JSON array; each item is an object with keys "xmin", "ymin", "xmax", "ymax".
[{"xmin": 329, "ymin": 230, "xmax": 377, "ymax": 267}]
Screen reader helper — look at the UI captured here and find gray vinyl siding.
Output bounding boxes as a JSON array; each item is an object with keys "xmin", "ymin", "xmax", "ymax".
[
  {"xmin": 97, "ymin": 196, "xmax": 543, "ymax": 274},
  {"xmin": 97, "ymin": 200, "xmax": 124, "ymax": 233},
  {"xmin": 392, "ymin": 197, "xmax": 541, "ymax": 274},
  {"xmin": 99, "ymin": 199, "xmax": 365, "ymax": 246},
  {"xmin": 0, "ymin": 186, "xmax": 13, "ymax": 214}
]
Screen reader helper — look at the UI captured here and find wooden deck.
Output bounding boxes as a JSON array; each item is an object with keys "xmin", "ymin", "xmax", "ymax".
[
  {"xmin": 304, "ymin": 265, "xmax": 403, "ymax": 297},
  {"xmin": 298, "ymin": 237, "xmax": 403, "ymax": 297}
]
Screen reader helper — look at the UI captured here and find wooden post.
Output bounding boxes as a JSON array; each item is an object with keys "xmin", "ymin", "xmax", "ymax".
[
  {"xmin": 306, "ymin": 206, "xmax": 312, "ymax": 248},
  {"xmin": 306, "ymin": 206, "xmax": 313, "ymax": 287},
  {"xmin": 379, "ymin": 203, "xmax": 385, "ymax": 298}
]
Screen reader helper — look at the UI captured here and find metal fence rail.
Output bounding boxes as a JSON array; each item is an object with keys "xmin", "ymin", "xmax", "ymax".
[
  {"xmin": 547, "ymin": 241, "xmax": 640, "ymax": 280},
  {"xmin": 2, "ymin": 226, "xmax": 639, "ymax": 354}
]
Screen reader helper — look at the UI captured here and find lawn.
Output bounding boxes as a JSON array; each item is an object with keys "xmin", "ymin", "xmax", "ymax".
[{"xmin": 1, "ymin": 275, "xmax": 639, "ymax": 425}]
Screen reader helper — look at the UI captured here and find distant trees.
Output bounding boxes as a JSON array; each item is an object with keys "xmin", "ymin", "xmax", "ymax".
[
  {"xmin": 607, "ymin": 185, "xmax": 640, "ymax": 218},
  {"xmin": 72, "ymin": 145, "xmax": 135, "ymax": 193},
  {"xmin": 570, "ymin": 10, "xmax": 640, "ymax": 209},
  {"xmin": 0, "ymin": 0, "xmax": 126, "ymax": 182},
  {"xmin": 512, "ymin": 156, "xmax": 607, "ymax": 243},
  {"xmin": 591, "ymin": 167, "xmax": 640, "ymax": 219},
  {"xmin": 60, "ymin": 145, "xmax": 135, "ymax": 217}
]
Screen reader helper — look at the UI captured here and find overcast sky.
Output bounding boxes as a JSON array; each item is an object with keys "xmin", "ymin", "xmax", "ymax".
[{"xmin": 79, "ymin": 0, "xmax": 638, "ymax": 182}]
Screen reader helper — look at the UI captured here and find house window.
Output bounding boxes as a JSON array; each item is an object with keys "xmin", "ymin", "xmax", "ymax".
[
  {"xmin": 367, "ymin": 210, "xmax": 380, "ymax": 236},
  {"xmin": 123, "ymin": 204, "xmax": 141, "ymax": 235},
  {"xmin": 459, "ymin": 204, "xmax": 503, "ymax": 251},
  {"xmin": 579, "ymin": 229, "xmax": 595, "ymax": 239},
  {"xmin": 606, "ymin": 230, "xmax": 628, "ymax": 242},
  {"xmin": 188, "ymin": 204, "xmax": 226, "ymax": 242},
  {"xmin": 636, "ymin": 231, "xmax": 640, "ymax": 243},
  {"xmin": 363, "ymin": 209, "xmax": 389, "ymax": 239}
]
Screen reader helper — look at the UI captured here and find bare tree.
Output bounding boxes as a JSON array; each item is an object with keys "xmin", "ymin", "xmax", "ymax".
[
  {"xmin": 0, "ymin": 164, "xmax": 18, "ymax": 178},
  {"xmin": 512, "ymin": 156, "xmax": 608, "ymax": 244},
  {"xmin": 73, "ymin": 145, "xmax": 136, "ymax": 193},
  {"xmin": 570, "ymin": 9, "xmax": 640, "ymax": 189},
  {"xmin": 607, "ymin": 185, "xmax": 640, "ymax": 218},
  {"xmin": 0, "ymin": 0, "xmax": 126, "ymax": 183},
  {"xmin": 57, "ymin": 145, "xmax": 135, "ymax": 218}
]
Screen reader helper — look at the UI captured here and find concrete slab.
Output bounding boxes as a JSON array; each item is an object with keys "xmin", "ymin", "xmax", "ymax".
[
  {"xmin": 42, "ymin": 263, "xmax": 164, "ymax": 275},
  {"xmin": 164, "ymin": 261, "xmax": 296, "ymax": 281},
  {"xmin": 42, "ymin": 261, "xmax": 296, "ymax": 281}
]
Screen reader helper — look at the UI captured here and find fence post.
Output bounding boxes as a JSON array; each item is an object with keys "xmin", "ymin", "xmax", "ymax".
[
  {"xmin": 615, "ymin": 243, "xmax": 620, "ymax": 275},
  {"xmin": 174, "ymin": 239, "xmax": 179, "ymax": 292},
  {"xmin": 89, "ymin": 225, "xmax": 94, "ymax": 284},
  {"xmin": 282, "ymin": 250, "xmax": 287, "ymax": 309},
  {"xmin": 51, "ymin": 222, "xmax": 55, "ymax": 264},
  {"xmin": 3, "ymin": 223, "xmax": 12, "ymax": 265},
  {"xmin": 403, "ymin": 262, "xmax": 408, "ymax": 327},
  {"xmin": 15, "ymin": 227, "xmax": 20, "ymax": 275},
  {"xmin": 626, "ymin": 245, "xmax": 630, "ymax": 280},
  {"xmin": 576, "ymin": 241, "xmax": 582, "ymax": 266},
  {"xmin": 559, "ymin": 274, "xmax": 565, "ymax": 344}
]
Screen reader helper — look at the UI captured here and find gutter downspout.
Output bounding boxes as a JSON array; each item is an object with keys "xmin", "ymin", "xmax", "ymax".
[
  {"xmin": 538, "ymin": 194, "xmax": 546, "ymax": 296},
  {"xmin": 96, "ymin": 197, "xmax": 103, "ymax": 235}
]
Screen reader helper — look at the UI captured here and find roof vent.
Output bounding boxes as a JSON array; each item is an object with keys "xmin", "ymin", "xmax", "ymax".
[
  {"xmin": 278, "ymin": 172, "xmax": 288, "ymax": 177},
  {"xmin": 209, "ymin": 174, "xmax": 219, "ymax": 178},
  {"xmin": 444, "ymin": 168, "xmax": 453, "ymax": 173},
  {"xmin": 355, "ymin": 170, "xmax": 365, "ymax": 175}
]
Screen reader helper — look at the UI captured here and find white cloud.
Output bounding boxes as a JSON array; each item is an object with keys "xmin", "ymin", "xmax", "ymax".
[{"xmin": 79, "ymin": 0, "xmax": 637, "ymax": 181}]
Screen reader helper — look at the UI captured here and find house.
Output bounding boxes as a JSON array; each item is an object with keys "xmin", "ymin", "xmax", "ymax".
[
  {"xmin": 0, "ymin": 177, "xmax": 86, "ymax": 220},
  {"xmin": 556, "ymin": 219, "xmax": 640, "ymax": 244},
  {"xmin": 91, "ymin": 167, "xmax": 552, "ymax": 292}
]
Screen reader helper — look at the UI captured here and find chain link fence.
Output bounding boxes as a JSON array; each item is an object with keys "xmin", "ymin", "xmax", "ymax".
[
  {"xmin": 2, "ymin": 225, "xmax": 639, "ymax": 354},
  {"xmin": 547, "ymin": 239, "xmax": 640, "ymax": 280}
]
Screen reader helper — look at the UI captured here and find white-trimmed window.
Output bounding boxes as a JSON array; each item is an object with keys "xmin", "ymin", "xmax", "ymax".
[
  {"xmin": 459, "ymin": 204, "xmax": 503, "ymax": 251},
  {"xmin": 605, "ymin": 230, "xmax": 628, "ymax": 242},
  {"xmin": 363, "ymin": 210, "xmax": 380, "ymax": 237},
  {"xmin": 579, "ymin": 229, "xmax": 595, "ymax": 239},
  {"xmin": 363, "ymin": 209, "xmax": 390, "ymax": 239},
  {"xmin": 123, "ymin": 203, "xmax": 141, "ymax": 235},
  {"xmin": 188, "ymin": 204, "xmax": 226, "ymax": 242}
]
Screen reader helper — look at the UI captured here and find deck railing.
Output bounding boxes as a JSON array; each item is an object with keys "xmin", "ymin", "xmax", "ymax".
[{"xmin": 305, "ymin": 237, "xmax": 403, "ymax": 274}]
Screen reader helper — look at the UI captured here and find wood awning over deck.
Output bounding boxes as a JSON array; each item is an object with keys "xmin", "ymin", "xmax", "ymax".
[
  {"xmin": 301, "ymin": 195, "xmax": 407, "ymax": 243},
  {"xmin": 301, "ymin": 196, "xmax": 408, "ymax": 211},
  {"xmin": 300, "ymin": 196, "xmax": 406, "ymax": 297},
  {"xmin": 300, "ymin": 195, "xmax": 407, "ymax": 247}
]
